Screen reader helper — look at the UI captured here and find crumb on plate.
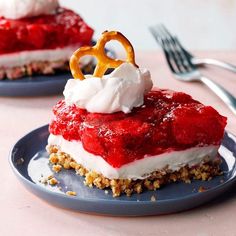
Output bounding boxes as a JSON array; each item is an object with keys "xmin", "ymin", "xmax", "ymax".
[{"xmin": 66, "ymin": 191, "xmax": 77, "ymax": 196}]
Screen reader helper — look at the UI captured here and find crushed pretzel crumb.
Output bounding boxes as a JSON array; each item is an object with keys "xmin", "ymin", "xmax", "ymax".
[
  {"xmin": 40, "ymin": 177, "xmax": 48, "ymax": 185},
  {"xmin": 16, "ymin": 158, "xmax": 25, "ymax": 165},
  {"xmin": 66, "ymin": 191, "xmax": 77, "ymax": 196},
  {"xmin": 52, "ymin": 164, "xmax": 62, "ymax": 173},
  {"xmin": 47, "ymin": 175, "xmax": 54, "ymax": 180},
  {"xmin": 198, "ymin": 186, "xmax": 207, "ymax": 193},
  {"xmin": 49, "ymin": 177, "xmax": 58, "ymax": 186},
  {"xmin": 151, "ymin": 195, "xmax": 157, "ymax": 202}
]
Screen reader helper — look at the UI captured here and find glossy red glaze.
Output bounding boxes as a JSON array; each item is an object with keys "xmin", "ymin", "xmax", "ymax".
[
  {"xmin": 0, "ymin": 8, "xmax": 94, "ymax": 54},
  {"xmin": 49, "ymin": 89, "xmax": 227, "ymax": 168}
]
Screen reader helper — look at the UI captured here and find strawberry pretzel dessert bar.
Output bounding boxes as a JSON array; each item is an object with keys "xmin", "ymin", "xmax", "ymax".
[{"xmin": 47, "ymin": 31, "xmax": 227, "ymax": 197}]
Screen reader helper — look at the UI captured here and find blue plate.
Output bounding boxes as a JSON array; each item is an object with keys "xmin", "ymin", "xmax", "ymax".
[
  {"xmin": 0, "ymin": 72, "xmax": 71, "ymax": 96},
  {"xmin": 9, "ymin": 125, "xmax": 236, "ymax": 216}
]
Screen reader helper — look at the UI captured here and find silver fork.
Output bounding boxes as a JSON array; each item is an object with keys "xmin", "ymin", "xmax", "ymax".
[
  {"xmin": 149, "ymin": 24, "xmax": 236, "ymax": 115},
  {"xmin": 150, "ymin": 25, "xmax": 236, "ymax": 73}
]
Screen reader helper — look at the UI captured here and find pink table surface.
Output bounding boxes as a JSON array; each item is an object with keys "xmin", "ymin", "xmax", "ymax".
[{"xmin": 0, "ymin": 51, "xmax": 236, "ymax": 236}]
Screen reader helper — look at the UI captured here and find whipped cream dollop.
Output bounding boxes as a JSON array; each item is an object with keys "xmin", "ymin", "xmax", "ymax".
[
  {"xmin": 0, "ymin": 0, "xmax": 59, "ymax": 19},
  {"xmin": 64, "ymin": 63, "xmax": 153, "ymax": 114}
]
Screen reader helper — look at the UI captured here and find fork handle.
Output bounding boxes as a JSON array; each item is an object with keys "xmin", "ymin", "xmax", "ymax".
[
  {"xmin": 200, "ymin": 76, "xmax": 236, "ymax": 115},
  {"xmin": 192, "ymin": 58, "xmax": 236, "ymax": 74}
]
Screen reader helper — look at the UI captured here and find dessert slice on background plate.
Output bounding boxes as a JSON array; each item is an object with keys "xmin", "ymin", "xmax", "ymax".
[
  {"xmin": 0, "ymin": 0, "xmax": 94, "ymax": 80},
  {"xmin": 0, "ymin": 0, "xmax": 97, "ymax": 96},
  {"xmin": 47, "ymin": 31, "xmax": 227, "ymax": 197}
]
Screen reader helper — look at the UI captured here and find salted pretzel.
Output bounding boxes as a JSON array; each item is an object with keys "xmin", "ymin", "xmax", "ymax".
[{"xmin": 70, "ymin": 31, "xmax": 138, "ymax": 80}]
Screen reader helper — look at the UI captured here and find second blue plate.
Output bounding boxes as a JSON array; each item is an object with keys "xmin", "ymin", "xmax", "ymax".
[{"xmin": 0, "ymin": 72, "xmax": 70, "ymax": 96}]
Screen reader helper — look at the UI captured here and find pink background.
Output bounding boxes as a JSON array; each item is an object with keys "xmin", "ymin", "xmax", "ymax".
[{"xmin": 1, "ymin": 51, "xmax": 236, "ymax": 236}]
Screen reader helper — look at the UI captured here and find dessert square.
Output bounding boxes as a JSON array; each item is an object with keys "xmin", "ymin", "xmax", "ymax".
[
  {"xmin": 47, "ymin": 31, "xmax": 227, "ymax": 197},
  {"xmin": 0, "ymin": 3, "xmax": 94, "ymax": 79}
]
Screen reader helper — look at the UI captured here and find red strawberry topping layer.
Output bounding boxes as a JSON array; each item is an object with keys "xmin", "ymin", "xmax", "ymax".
[
  {"xmin": 0, "ymin": 8, "xmax": 94, "ymax": 54},
  {"xmin": 49, "ymin": 89, "xmax": 227, "ymax": 168}
]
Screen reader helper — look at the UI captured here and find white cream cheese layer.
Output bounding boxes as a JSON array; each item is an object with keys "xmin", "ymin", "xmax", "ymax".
[
  {"xmin": 48, "ymin": 134, "xmax": 219, "ymax": 180},
  {"xmin": 64, "ymin": 63, "xmax": 153, "ymax": 114},
  {"xmin": 0, "ymin": 46, "xmax": 92, "ymax": 68},
  {"xmin": 0, "ymin": 0, "xmax": 59, "ymax": 19}
]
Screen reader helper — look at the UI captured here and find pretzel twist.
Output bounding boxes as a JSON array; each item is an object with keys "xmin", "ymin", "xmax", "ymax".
[{"xmin": 70, "ymin": 31, "xmax": 137, "ymax": 80}]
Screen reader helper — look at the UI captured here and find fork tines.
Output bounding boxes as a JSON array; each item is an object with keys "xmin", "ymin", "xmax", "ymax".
[{"xmin": 149, "ymin": 24, "xmax": 194, "ymax": 74}]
